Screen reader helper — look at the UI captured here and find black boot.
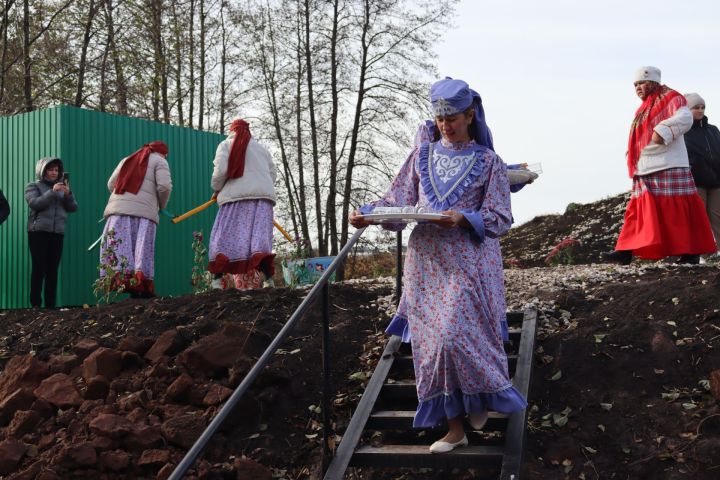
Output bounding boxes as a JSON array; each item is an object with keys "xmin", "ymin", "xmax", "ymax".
[
  {"xmin": 677, "ymin": 254, "xmax": 700, "ymax": 265},
  {"xmin": 602, "ymin": 250, "xmax": 632, "ymax": 265}
]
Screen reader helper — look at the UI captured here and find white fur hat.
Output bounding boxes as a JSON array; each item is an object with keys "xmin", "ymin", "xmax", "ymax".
[
  {"xmin": 633, "ymin": 66, "xmax": 661, "ymax": 83},
  {"xmin": 684, "ymin": 93, "xmax": 705, "ymax": 108}
]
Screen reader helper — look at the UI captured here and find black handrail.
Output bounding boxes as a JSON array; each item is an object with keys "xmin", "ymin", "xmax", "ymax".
[{"xmin": 168, "ymin": 227, "xmax": 367, "ymax": 480}]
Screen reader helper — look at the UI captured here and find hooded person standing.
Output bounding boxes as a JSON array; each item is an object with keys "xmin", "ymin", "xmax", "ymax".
[
  {"xmin": 684, "ymin": 93, "xmax": 720, "ymax": 251},
  {"xmin": 604, "ymin": 67, "xmax": 716, "ymax": 265},
  {"xmin": 207, "ymin": 119, "xmax": 277, "ymax": 289},
  {"xmin": 24, "ymin": 157, "xmax": 78, "ymax": 308},
  {"xmin": 101, "ymin": 141, "xmax": 172, "ymax": 297}
]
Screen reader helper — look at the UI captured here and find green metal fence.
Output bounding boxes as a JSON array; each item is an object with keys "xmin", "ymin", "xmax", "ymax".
[{"xmin": 0, "ymin": 105, "xmax": 225, "ymax": 309}]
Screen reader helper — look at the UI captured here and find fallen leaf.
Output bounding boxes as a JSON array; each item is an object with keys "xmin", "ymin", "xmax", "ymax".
[
  {"xmin": 550, "ymin": 370, "xmax": 562, "ymax": 381},
  {"xmin": 597, "ymin": 424, "xmax": 606, "ymax": 432},
  {"xmin": 583, "ymin": 446, "xmax": 598, "ymax": 454},
  {"xmin": 682, "ymin": 403, "xmax": 697, "ymax": 410},
  {"xmin": 600, "ymin": 403, "xmax": 613, "ymax": 411}
]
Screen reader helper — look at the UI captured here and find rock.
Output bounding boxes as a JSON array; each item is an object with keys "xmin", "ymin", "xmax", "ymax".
[
  {"xmin": 7, "ymin": 410, "xmax": 41, "ymax": 437},
  {"xmin": 138, "ymin": 448, "xmax": 171, "ymax": 467},
  {"xmin": 0, "ymin": 439, "xmax": 26, "ymax": 475},
  {"xmin": 234, "ymin": 458, "xmax": 272, "ymax": 480},
  {"xmin": 72, "ymin": 338, "xmax": 100, "ymax": 359},
  {"xmin": 99, "ymin": 450, "xmax": 130, "ymax": 471},
  {"xmin": 33, "ymin": 373, "xmax": 82, "ymax": 408},
  {"xmin": 121, "ymin": 351, "xmax": 145, "ymax": 370},
  {"xmin": 89, "ymin": 413, "xmax": 133, "ymax": 439},
  {"xmin": 47, "ymin": 354, "xmax": 80, "ymax": 374},
  {"xmin": 178, "ymin": 326, "xmax": 247, "ymax": 376},
  {"xmin": 90, "ymin": 434, "xmax": 115, "ymax": 450},
  {"xmin": 203, "ymin": 384, "xmax": 232, "ymax": 406},
  {"xmin": 0, "ymin": 355, "xmax": 49, "ymax": 401},
  {"xmin": 166, "ymin": 374, "xmax": 194, "ymax": 402},
  {"xmin": 0, "ymin": 388, "xmax": 36, "ymax": 425},
  {"xmin": 161, "ymin": 413, "xmax": 206, "ymax": 449},
  {"xmin": 118, "ymin": 390, "xmax": 150, "ymax": 411},
  {"xmin": 82, "ymin": 347, "xmax": 122, "ymax": 381},
  {"xmin": 117, "ymin": 335, "xmax": 153, "ymax": 355},
  {"xmin": 57, "ymin": 441, "xmax": 97, "ymax": 467},
  {"xmin": 709, "ymin": 369, "xmax": 720, "ymax": 401},
  {"xmin": 124, "ymin": 425, "xmax": 163, "ymax": 451},
  {"xmin": 126, "ymin": 407, "xmax": 147, "ymax": 424},
  {"xmin": 146, "ymin": 362, "xmax": 172, "ymax": 379},
  {"xmin": 84, "ymin": 375, "xmax": 110, "ymax": 400},
  {"xmin": 650, "ymin": 331, "xmax": 678, "ymax": 356},
  {"xmin": 157, "ymin": 463, "xmax": 174, "ymax": 480},
  {"xmin": 30, "ymin": 398, "xmax": 55, "ymax": 419},
  {"xmin": 9, "ymin": 461, "xmax": 43, "ymax": 480},
  {"xmin": 145, "ymin": 330, "xmax": 183, "ymax": 364}
]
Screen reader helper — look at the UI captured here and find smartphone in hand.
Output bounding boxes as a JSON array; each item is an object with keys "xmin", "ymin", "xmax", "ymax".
[{"xmin": 62, "ymin": 172, "xmax": 70, "ymax": 188}]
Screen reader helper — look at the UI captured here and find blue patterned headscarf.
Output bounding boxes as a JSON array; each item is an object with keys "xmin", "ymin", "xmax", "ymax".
[{"xmin": 429, "ymin": 77, "xmax": 494, "ymax": 151}]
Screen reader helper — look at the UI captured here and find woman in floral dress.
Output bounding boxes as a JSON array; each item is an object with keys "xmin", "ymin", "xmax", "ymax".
[{"xmin": 350, "ymin": 78, "xmax": 526, "ymax": 453}]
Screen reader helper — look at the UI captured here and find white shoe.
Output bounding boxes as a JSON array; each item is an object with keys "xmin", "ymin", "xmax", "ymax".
[
  {"xmin": 262, "ymin": 278, "xmax": 275, "ymax": 288},
  {"xmin": 429, "ymin": 434, "xmax": 468, "ymax": 454},
  {"xmin": 211, "ymin": 278, "xmax": 223, "ymax": 290},
  {"xmin": 469, "ymin": 411, "xmax": 489, "ymax": 430}
]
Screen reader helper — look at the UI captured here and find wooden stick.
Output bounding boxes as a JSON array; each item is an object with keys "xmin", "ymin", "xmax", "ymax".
[{"xmin": 171, "ymin": 198, "xmax": 218, "ymax": 224}]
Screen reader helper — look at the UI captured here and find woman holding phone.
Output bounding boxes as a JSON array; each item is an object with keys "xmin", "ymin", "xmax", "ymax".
[{"xmin": 24, "ymin": 157, "xmax": 78, "ymax": 308}]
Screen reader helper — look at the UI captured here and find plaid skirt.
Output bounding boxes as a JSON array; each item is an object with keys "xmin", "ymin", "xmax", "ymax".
[{"xmin": 616, "ymin": 168, "xmax": 716, "ymax": 259}]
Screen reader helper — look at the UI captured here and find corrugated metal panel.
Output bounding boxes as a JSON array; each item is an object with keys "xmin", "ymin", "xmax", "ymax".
[
  {"xmin": 1, "ymin": 105, "xmax": 225, "ymax": 309},
  {"xmin": 0, "ymin": 108, "xmax": 63, "ymax": 309}
]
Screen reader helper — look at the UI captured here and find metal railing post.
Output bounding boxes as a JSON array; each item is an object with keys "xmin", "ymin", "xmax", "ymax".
[
  {"xmin": 321, "ymin": 281, "xmax": 331, "ymax": 473},
  {"xmin": 395, "ymin": 230, "xmax": 403, "ymax": 305}
]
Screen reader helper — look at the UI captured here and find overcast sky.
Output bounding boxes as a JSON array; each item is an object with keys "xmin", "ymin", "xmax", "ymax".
[{"xmin": 434, "ymin": 0, "xmax": 720, "ymax": 225}]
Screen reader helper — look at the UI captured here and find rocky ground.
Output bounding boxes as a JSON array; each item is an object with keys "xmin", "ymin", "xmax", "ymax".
[{"xmin": 1, "ymin": 192, "xmax": 719, "ymax": 479}]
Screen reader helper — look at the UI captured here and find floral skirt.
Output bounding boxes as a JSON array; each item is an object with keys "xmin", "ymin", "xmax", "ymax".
[
  {"xmin": 100, "ymin": 215, "xmax": 156, "ymax": 294},
  {"xmin": 208, "ymin": 199, "xmax": 275, "ymax": 276}
]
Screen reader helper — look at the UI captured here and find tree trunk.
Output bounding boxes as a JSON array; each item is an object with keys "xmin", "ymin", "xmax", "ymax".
[
  {"xmin": 0, "ymin": 0, "xmax": 16, "ymax": 109},
  {"xmin": 105, "ymin": 0, "xmax": 127, "ymax": 114},
  {"xmin": 188, "ymin": 0, "xmax": 194, "ymax": 127},
  {"xmin": 218, "ymin": 0, "xmax": 227, "ymax": 133},
  {"xmin": 171, "ymin": 0, "xmax": 183, "ymax": 125},
  {"xmin": 326, "ymin": 0, "xmax": 340, "ymax": 255},
  {"xmin": 198, "ymin": 0, "xmax": 205, "ymax": 130},
  {"xmin": 304, "ymin": 0, "xmax": 323, "ymax": 255},
  {"xmin": 98, "ymin": 2, "xmax": 110, "ymax": 112},
  {"xmin": 294, "ymin": 1, "xmax": 310, "ymax": 246},
  {"xmin": 75, "ymin": 0, "xmax": 98, "ymax": 107},
  {"xmin": 340, "ymin": 0, "xmax": 371, "ymax": 250},
  {"xmin": 22, "ymin": 0, "xmax": 31, "ymax": 112}
]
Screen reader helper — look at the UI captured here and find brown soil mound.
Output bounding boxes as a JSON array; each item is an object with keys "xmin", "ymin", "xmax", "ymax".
[
  {"xmin": 0, "ymin": 283, "xmax": 393, "ymax": 479},
  {"xmin": 501, "ymin": 192, "xmax": 629, "ymax": 267}
]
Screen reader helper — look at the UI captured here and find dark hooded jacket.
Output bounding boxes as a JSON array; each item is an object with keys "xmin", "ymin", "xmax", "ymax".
[
  {"xmin": 0, "ymin": 189, "xmax": 8, "ymax": 225},
  {"xmin": 24, "ymin": 157, "xmax": 78, "ymax": 234},
  {"xmin": 685, "ymin": 115, "xmax": 720, "ymax": 188}
]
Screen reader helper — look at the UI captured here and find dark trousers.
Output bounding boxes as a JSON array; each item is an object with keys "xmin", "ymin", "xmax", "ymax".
[{"xmin": 28, "ymin": 231, "xmax": 64, "ymax": 308}]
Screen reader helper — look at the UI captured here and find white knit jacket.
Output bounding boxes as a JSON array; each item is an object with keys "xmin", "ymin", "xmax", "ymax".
[
  {"xmin": 211, "ymin": 137, "xmax": 277, "ymax": 205},
  {"xmin": 634, "ymin": 106, "xmax": 693, "ymax": 176}
]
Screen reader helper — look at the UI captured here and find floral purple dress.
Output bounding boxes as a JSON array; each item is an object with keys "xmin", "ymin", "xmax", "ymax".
[{"xmin": 361, "ymin": 138, "xmax": 527, "ymax": 427}]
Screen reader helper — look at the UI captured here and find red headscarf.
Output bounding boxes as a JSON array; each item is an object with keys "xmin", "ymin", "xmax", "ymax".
[
  {"xmin": 227, "ymin": 119, "xmax": 252, "ymax": 179},
  {"xmin": 114, "ymin": 141, "xmax": 169, "ymax": 195},
  {"xmin": 626, "ymin": 85, "xmax": 686, "ymax": 178}
]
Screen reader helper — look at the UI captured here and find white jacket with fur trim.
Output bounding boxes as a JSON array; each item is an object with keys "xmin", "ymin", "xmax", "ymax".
[
  {"xmin": 211, "ymin": 136, "xmax": 277, "ymax": 205},
  {"xmin": 634, "ymin": 106, "xmax": 693, "ymax": 176}
]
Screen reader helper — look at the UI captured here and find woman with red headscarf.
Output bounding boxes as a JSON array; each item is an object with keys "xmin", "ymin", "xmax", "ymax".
[
  {"xmin": 207, "ymin": 120, "xmax": 277, "ymax": 289},
  {"xmin": 101, "ymin": 141, "xmax": 173, "ymax": 297},
  {"xmin": 604, "ymin": 67, "xmax": 716, "ymax": 265}
]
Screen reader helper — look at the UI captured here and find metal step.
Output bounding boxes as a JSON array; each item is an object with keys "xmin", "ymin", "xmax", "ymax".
[
  {"xmin": 367, "ymin": 410, "xmax": 509, "ymax": 431},
  {"xmin": 350, "ymin": 444, "xmax": 505, "ymax": 469},
  {"xmin": 392, "ymin": 354, "xmax": 518, "ymax": 374}
]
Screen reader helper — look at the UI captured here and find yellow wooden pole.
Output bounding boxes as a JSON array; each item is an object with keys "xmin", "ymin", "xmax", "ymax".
[
  {"xmin": 172, "ymin": 198, "xmax": 294, "ymax": 243},
  {"xmin": 171, "ymin": 198, "xmax": 218, "ymax": 224}
]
